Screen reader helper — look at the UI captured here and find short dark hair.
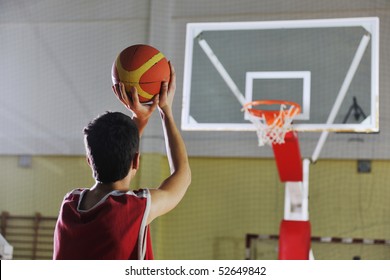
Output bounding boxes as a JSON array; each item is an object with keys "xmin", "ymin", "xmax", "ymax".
[{"xmin": 83, "ymin": 112, "xmax": 139, "ymax": 183}]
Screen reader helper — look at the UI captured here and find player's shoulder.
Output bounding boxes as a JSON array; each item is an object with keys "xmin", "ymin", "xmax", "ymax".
[
  {"xmin": 125, "ymin": 188, "xmax": 150, "ymax": 199},
  {"xmin": 63, "ymin": 188, "xmax": 86, "ymax": 200}
]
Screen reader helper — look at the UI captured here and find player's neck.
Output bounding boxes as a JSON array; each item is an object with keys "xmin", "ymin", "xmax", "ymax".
[
  {"xmin": 92, "ymin": 172, "xmax": 132, "ymax": 193},
  {"xmin": 93, "ymin": 182, "xmax": 127, "ymax": 193}
]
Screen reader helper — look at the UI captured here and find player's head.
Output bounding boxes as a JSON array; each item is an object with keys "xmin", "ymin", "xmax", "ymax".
[{"xmin": 83, "ymin": 111, "xmax": 139, "ymax": 183}]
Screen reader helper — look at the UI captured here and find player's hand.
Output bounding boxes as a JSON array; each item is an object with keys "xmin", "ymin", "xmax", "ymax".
[
  {"xmin": 112, "ymin": 83, "xmax": 159, "ymax": 123},
  {"xmin": 158, "ymin": 62, "xmax": 176, "ymax": 112}
]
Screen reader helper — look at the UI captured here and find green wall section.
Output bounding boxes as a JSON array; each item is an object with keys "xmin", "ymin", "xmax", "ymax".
[
  {"xmin": 0, "ymin": 156, "xmax": 94, "ymax": 215},
  {"xmin": 1, "ymin": 155, "xmax": 389, "ymax": 259},
  {"xmin": 153, "ymin": 157, "xmax": 285, "ymax": 260}
]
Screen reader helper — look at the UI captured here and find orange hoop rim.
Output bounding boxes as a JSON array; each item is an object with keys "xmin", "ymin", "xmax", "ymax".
[{"xmin": 243, "ymin": 99, "xmax": 301, "ymax": 118}]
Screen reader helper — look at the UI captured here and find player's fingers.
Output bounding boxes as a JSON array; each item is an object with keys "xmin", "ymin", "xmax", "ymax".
[
  {"xmin": 157, "ymin": 81, "xmax": 168, "ymax": 107},
  {"xmin": 113, "ymin": 84, "xmax": 125, "ymax": 104},
  {"xmin": 149, "ymin": 94, "xmax": 159, "ymax": 112},
  {"xmin": 119, "ymin": 83, "xmax": 131, "ymax": 105},
  {"xmin": 160, "ymin": 81, "xmax": 168, "ymax": 97},
  {"xmin": 130, "ymin": 86, "xmax": 140, "ymax": 105},
  {"xmin": 112, "ymin": 84, "xmax": 117, "ymax": 97},
  {"xmin": 112, "ymin": 84, "xmax": 119, "ymax": 97},
  {"xmin": 168, "ymin": 61, "xmax": 176, "ymax": 92}
]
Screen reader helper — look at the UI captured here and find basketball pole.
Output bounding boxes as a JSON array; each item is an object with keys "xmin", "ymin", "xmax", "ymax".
[{"xmin": 311, "ymin": 33, "xmax": 371, "ymax": 162}]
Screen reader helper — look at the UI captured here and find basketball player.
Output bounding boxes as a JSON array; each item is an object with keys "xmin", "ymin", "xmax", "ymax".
[{"xmin": 53, "ymin": 63, "xmax": 191, "ymax": 259}]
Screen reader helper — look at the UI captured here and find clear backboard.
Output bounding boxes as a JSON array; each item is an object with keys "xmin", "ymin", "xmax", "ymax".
[{"xmin": 181, "ymin": 17, "xmax": 379, "ymax": 133}]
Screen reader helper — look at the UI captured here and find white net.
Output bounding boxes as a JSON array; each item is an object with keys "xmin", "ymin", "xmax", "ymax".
[{"xmin": 244, "ymin": 103, "xmax": 300, "ymax": 146}]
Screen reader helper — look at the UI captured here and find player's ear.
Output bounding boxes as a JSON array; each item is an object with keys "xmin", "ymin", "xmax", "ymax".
[
  {"xmin": 86, "ymin": 156, "xmax": 92, "ymax": 167},
  {"xmin": 131, "ymin": 152, "xmax": 140, "ymax": 170}
]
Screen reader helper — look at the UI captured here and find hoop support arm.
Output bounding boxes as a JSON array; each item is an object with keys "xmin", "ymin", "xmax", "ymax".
[{"xmin": 311, "ymin": 33, "xmax": 371, "ymax": 162}]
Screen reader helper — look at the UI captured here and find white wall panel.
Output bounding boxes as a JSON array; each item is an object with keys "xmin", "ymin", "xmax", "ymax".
[
  {"xmin": 0, "ymin": 0, "xmax": 151, "ymax": 154},
  {"xmin": 1, "ymin": 0, "xmax": 389, "ymax": 159}
]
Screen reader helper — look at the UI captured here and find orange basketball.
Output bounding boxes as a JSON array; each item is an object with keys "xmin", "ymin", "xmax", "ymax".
[{"xmin": 111, "ymin": 44, "xmax": 170, "ymax": 103}]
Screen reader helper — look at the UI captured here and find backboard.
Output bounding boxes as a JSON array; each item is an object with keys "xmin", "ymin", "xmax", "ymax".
[{"xmin": 182, "ymin": 18, "xmax": 379, "ymax": 132}]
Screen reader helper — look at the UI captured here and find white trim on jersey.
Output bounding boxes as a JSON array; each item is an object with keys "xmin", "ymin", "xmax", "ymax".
[{"xmin": 137, "ymin": 189, "xmax": 151, "ymax": 260}]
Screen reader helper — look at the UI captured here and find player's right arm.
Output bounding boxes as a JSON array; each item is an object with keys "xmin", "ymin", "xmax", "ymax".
[
  {"xmin": 147, "ymin": 63, "xmax": 191, "ymax": 224},
  {"xmin": 112, "ymin": 83, "xmax": 158, "ymax": 137}
]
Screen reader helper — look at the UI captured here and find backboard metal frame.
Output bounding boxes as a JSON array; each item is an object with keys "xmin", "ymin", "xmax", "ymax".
[{"xmin": 181, "ymin": 17, "xmax": 379, "ymax": 133}]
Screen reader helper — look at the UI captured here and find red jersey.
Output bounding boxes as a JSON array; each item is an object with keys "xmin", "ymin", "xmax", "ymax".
[{"xmin": 53, "ymin": 188, "xmax": 153, "ymax": 260}]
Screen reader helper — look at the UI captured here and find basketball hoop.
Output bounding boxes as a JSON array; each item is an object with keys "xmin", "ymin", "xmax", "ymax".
[{"xmin": 243, "ymin": 100, "xmax": 301, "ymax": 146}]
